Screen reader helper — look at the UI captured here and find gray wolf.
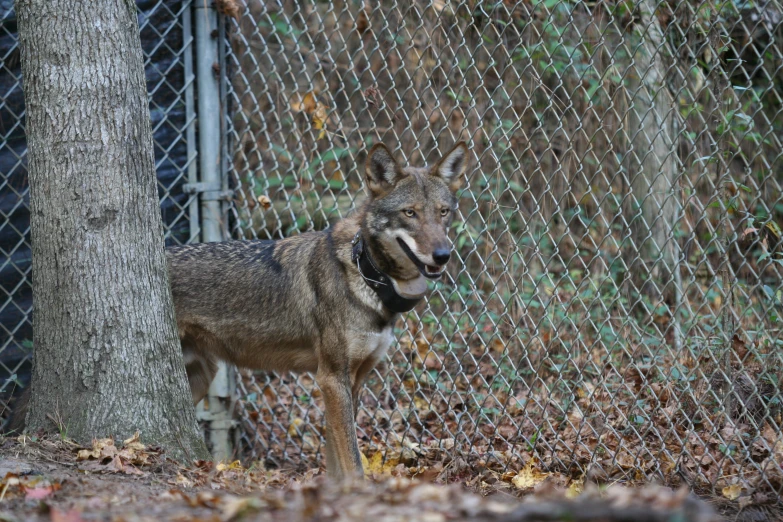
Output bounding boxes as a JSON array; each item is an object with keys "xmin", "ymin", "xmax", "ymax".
[{"xmin": 10, "ymin": 141, "xmax": 468, "ymax": 480}]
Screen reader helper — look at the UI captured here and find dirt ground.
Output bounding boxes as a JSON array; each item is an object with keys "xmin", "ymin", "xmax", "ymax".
[{"xmin": 0, "ymin": 435, "xmax": 746, "ymax": 522}]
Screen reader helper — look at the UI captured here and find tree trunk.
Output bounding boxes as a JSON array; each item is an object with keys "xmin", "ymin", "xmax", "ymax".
[
  {"xmin": 624, "ymin": 0, "xmax": 682, "ymax": 302},
  {"xmin": 17, "ymin": 0, "xmax": 208, "ymax": 461}
]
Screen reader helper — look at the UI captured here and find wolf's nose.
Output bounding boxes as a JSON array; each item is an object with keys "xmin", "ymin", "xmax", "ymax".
[{"xmin": 432, "ymin": 249, "xmax": 451, "ymax": 266}]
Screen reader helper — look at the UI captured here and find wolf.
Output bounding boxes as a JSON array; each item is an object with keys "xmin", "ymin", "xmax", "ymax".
[{"xmin": 9, "ymin": 141, "xmax": 468, "ymax": 480}]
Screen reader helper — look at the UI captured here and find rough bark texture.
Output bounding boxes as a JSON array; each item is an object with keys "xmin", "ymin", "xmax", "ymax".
[
  {"xmin": 17, "ymin": 0, "xmax": 208, "ymax": 460},
  {"xmin": 625, "ymin": 0, "xmax": 682, "ymax": 300}
]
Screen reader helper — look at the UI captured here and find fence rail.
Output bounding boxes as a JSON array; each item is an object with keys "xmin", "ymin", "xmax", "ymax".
[{"xmin": 1, "ymin": 0, "xmax": 782, "ymax": 507}]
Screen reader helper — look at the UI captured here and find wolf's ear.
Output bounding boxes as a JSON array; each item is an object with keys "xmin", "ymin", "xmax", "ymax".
[
  {"xmin": 432, "ymin": 142, "xmax": 468, "ymax": 191},
  {"xmin": 365, "ymin": 144, "xmax": 403, "ymax": 198}
]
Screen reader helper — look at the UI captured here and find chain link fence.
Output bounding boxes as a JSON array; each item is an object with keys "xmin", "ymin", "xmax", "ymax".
[
  {"xmin": 224, "ymin": 0, "xmax": 783, "ymax": 502},
  {"xmin": 1, "ymin": 0, "xmax": 782, "ymax": 509},
  {"xmin": 0, "ymin": 0, "xmax": 200, "ymax": 417}
]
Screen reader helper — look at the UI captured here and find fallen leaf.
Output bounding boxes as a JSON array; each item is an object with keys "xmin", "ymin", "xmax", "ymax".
[
  {"xmin": 195, "ymin": 491, "xmax": 220, "ymax": 508},
  {"xmin": 24, "ymin": 485, "xmax": 56, "ymax": 500},
  {"xmin": 414, "ymin": 462, "xmax": 443, "ymax": 482},
  {"xmin": 111, "ymin": 455, "xmax": 143, "ymax": 476},
  {"xmin": 660, "ymin": 453, "xmax": 677, "ymax": 475},
  {"xmin": 740, "ymin": 227, "xmax": 758, "ymax": 240},
  {"xmin": 77, "ymin": 438, "xmax": 115, "ymax": 461},
  {"xmin": 360, "ymin": 452, "xmax": 370, "ymax": 475},
  {"xmin": 566, "ymin": 478, "xmax": 583, "ymax": 498},
  {"xmin": 312, "ymin": 102, "xmax": 328, "ymax": 139},
  {"xmin": 220, "ymin": 495, "xmax": 265, "ymax": 521},
  {"xmin": 216, "ymin": 460, "xmax": 244, "ymax": 473},
  {"xmin": 511, "ymin": 462, "xmax": 550, "ymax": 490},
  {"xmin": 123, "ymin": 431, "xmax": 146, "ymax": 452},
  {"xmin": 302, "ymin": 92, "xmax": 318, "ymax": 114},
  {"xmin": 731, "ymin": 334, "xmax": 748, "ymax": 360},
  {"xmin": 615, "ymin": 450, "xmax": 637, "ymax": 469},
  {"xmin": 0, "ymin": 474, "xmax": 19, "ymax": 502},
  {"xmin": 490, "ymin": 338, "xmax": 505, "ymax": 353},
  {"xmin": 289, "ymin": 92, "xmax": 328, "ymax": 138},
  {"xmin": 288, "ymin": 418, "xmax": 305, "ymax": 437},
  {"xmin": 364, "ymin": 451, "xmax": 400, "ymax": 477},
  {"xmin": 291, "ymin": 92, "xmax": 317, "ymax": 114},
  {"xmin": 172, "ymin": 473, "xmax": 194, "ymax": 488},
  {"xmin": 722, "ymin": 484, "xmax": 742, "ymax": 500},
  {"xmin": 365, "ymin": 451, "xmax": 384, "ymax": 475},
  {"xmin": 215, "ymin": 0, "xmax": 241, "ymax": 20},
  {"xmin": 257, "ymin": 195, "xmax": 272, "ymax": 210},
  {"xmin": 413, "ymin": 396, "xmax": 431, "ymax": 411},
  {"xmin": 76, "ymin": 449, "xmax": 96, "ymax": 461}
]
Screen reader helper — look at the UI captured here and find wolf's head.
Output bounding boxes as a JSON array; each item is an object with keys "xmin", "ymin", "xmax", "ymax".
[{"xmin": 361, "ymin": 142, "xmax": 468, "ymax": 282}]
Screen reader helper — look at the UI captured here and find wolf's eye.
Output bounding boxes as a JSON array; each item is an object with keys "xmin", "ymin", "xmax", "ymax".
[
  {"xmin": 403, "ymin": 209, "xmax": 416, "ymax": 218},
  {"xmin": 440, "ymin": 208, "xmax": 449, "ymax": 217}
]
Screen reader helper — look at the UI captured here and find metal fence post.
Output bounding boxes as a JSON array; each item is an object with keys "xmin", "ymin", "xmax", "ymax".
[
  {"xmin": 193, "ymin": 0, "xmax": 234, "ymax": 462},
  {"xmin": 182, "ymin": 1, "xmax": 200, "ymax": 244}
]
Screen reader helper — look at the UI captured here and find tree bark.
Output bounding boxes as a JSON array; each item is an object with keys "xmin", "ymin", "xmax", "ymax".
[
  {"xmin": 17, "ymin": 0, "xmax": 208, "ymax": 460},
  {"xmin": 624, "ymin": 0, "xmax": 682, "ymax": 302}
]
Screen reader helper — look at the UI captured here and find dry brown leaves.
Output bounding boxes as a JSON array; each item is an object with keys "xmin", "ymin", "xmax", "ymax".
[
  {"xmin": 289, "ymin": 92, "xmax": 329, "ymax": 139},
  {"xmin": 256, "ymin": 195, "xmax": 271, "ymax": 210},
  {"xmin": 128, "ymin": 477, "xmax": 722, "ymax": 522},
  {"xmin": 0, "ymin": 434, "xmax": 729, "ymax": 522},
  {"xmin": 509, "ymin": 460, "xmax": 557, "ymax": 490},
  {"xmin": 0, "ymin": 472, "xmax": 61, "ymax": 502},
  {"xmin": 75, "ymin": 432, "xmax": 158, "ymax": 476},
  {"xmin": 502, "ymin": 483, "xmax": 720, "ymax": 522},
  {"xmin": 237, "ymin": 335, "xmax": 783, "ymax": 517},
  {"xmin": 156, "ymin": 476, "xmax": 516, "ymax": 522},
  {"xmin": 215, "ymin": 0, "xmax": 241, "ymax": 20}
]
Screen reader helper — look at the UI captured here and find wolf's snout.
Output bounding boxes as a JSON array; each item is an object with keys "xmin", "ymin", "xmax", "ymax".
[{"xmin": 432, "ymin": 248, "xmax": 450, "ymax": 266}]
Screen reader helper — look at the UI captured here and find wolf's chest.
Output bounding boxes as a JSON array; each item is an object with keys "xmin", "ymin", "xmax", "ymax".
[{"xmin": 347, "ymin": 327, "xmax": 394, "ymax": 369}]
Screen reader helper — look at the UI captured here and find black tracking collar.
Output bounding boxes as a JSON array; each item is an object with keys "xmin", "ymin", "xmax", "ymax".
[{"xmin": 350, "ymin": 232, "xmax": 423, "ymax": 314}]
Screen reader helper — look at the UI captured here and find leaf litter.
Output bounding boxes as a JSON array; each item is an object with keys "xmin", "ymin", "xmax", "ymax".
[
  {"xmin": 0, "ymin": 434, "xmax": 731, "ymax": 521},
  {"xmin": 237, "ymin": 328, "xmax": 783, "ymax": 521}
]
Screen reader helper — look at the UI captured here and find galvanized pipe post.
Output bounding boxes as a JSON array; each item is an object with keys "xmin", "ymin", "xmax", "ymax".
[
  {"xmin": 182, "ymin": 1, "xmax": 199, "ymax": 243},
  {"xmin": 193, "ymin": 0, "xmax": 234, "ymax": 462}
]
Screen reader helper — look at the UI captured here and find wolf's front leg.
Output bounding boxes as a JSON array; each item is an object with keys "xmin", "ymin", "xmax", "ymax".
[
  {"xmin": 351, "ymin": 354, "xmax": 382, "ymax": 420},
  {"xmin": 316, "ymin": 368, "xmax": 363, "ymax": 480}
]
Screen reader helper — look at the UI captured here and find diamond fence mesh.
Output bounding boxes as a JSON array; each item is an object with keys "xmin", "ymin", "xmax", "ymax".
[
  {"xmin": 1, "ymin": 0, "xmax": 782, "ymax": 507},
  {"xmin": 0, "ymin": 0, "xmax": 199, "ymax": 416},
  {"xmin": 224, "ymin": 0, "xmax": 783, "ymax": 500}
]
